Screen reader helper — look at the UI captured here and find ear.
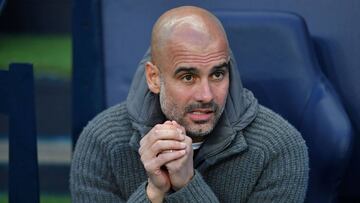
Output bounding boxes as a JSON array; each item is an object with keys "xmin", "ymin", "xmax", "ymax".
[{"xmin": 145, "ymin": 61, "xmax": 161, "ymax": 94}]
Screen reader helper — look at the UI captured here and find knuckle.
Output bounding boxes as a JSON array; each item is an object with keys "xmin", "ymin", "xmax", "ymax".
[
  {"xmin": 148, "ymin": 132, "xmax": 159, "ymax": 143},
  {"xmin": 143, "ymin": 162, "xmax": 151, "ymax": 170},
  {"xmin": 139, "ymin": 139, "xmax": 145, "ymax": 147},
  {"xmin": 140, "ymin": 156, "xmax": 145, "ymax": 163},
  {"xmin": 140, "ymin": 153, "xmax": 148, "ymax": 162},
  {"xmin": 154, "ymin": 124, "xmax": 162, "ymax": 130},
  {"xmin": 144, "ymin": 160, "xmax": 157, "ymax": 172},
  {"xmin": 147, "ymin": 135, "xmax": 155, "ymax": 144},
  {"xmin": 152, "ymin": 141, "xmax": 161, "ymax": 150}
]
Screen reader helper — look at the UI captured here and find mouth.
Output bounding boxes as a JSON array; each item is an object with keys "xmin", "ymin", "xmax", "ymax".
[{"xmin": 187, "ymin": 109, "xmax": 214, "ymax": 122}]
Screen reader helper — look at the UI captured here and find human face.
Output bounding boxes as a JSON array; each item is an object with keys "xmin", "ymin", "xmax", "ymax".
[{"xmin": 158, "ymin": 41, "xmax": 230, "ymax": 138}]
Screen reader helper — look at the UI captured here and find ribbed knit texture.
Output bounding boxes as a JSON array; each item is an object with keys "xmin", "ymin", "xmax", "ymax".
[{"xmin": 70, "ymin": 102, "xmax": 309, "ymax": 203}]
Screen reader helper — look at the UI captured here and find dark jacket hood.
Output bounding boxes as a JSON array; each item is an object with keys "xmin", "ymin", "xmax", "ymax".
[{"xmin": 126, "ymin": 48, "xmax": 258, "ymax": 168}]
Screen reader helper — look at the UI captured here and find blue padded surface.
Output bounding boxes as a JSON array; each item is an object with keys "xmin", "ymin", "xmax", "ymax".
[
  {"xmin": 216, "ymin": 11, "xmax": 353, "ymax": 203},
  {"xmin": 0, "ymin": 64, "xmax": 39, "ymax": 203},
  {"xmin": 218, "ymin": 11, "xmax": 318, "ymax": 126}
]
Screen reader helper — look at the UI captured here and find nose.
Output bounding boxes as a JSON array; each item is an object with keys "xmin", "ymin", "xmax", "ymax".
[{"xmin": 194, "ymin": 79, "xmax": 214, "ymax": 103}]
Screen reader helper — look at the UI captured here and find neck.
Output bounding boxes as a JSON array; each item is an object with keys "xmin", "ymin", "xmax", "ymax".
[{"xmin": 191, "ymin": 136, "xmax": 205, "ymax": 143}]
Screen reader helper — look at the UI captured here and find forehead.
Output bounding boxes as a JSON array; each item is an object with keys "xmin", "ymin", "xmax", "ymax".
[{"xmin": 162, "ymin": 38, "xmax": 229, "ymax": 72}]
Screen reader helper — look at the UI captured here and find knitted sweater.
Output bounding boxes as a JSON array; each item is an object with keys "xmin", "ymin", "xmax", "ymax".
[
  {"xmin": 70, "ymin": 50, "xmax": 309, "ymax": 202},
  {"xmin": 70, "ymin": 103, "xmax": 308, "ymax": 202}
]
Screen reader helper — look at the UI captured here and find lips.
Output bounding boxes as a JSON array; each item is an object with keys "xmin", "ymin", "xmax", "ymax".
[{"xmin": 188, "ymin": 109, "xmax": 214, "ymax": 121}]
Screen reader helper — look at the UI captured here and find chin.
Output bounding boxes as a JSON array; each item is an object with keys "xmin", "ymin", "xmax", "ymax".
[{"xmin": 186, "ymin": 124, "xmax": 214, "ymax": 138}]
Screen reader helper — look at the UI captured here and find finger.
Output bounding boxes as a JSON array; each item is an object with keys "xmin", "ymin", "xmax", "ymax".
[
  {"xmin": 141, "ymin": 139, "xmax": 186, "ymax": 160},
  {"xmin": 161, "ymin": 149, "xmax": 175, "ymax": 153},
  {"xmin": 151, "ymin": 140, "xmax": 186, "ymax": 156},
  {"xmin": 164, "ymin": 120, "xmax": 173, "ymax": 125},
  {"xmin": 140, "ymin": 124, "xmax": 167, "ymax": 146},
  {"xmin": 170, "ymin": 121, "xmax": 186, "ymax": 136},
  {"xmin": 156, "ymin": 149, "xmax": 186, "ymax": 166},
  {"xmin": 156, "ymin": 129, "xmax": 184, "ymax": 140},
  {"xmin": 165, "ymin": 120, "xmax": 184, "ymax": 135},
  {"xmin": 164, "ymin": 137, "xmax": 194, "ymax": 173},
  {"xmin": 140, "ymin": 124, "xmax": 183, "ymax": 154},
  {"xmin": 184, "ymin": 135, "xmax": 193, "ymax": 146},
  {"xmin": 144, "ymin": 150, "xmax": 186, "ymax": 173}
]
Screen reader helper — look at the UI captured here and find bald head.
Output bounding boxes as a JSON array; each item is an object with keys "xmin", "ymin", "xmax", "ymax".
[
  {"xmin": 144, "ymin": 7, "xmax": 231, "ymax": 138},
  {"xmin": 150, "ymin": 6, "xmax": 229, "ymax": 67}
]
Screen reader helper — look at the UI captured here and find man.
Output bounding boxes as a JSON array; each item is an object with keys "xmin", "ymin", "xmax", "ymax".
[{"xmin": 70, "ymin": 6, "xmax": 309, "ymax": 202}]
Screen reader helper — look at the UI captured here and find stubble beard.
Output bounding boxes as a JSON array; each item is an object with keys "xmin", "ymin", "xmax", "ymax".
[{"xmin": 159, "ymin": 79, "xmax": 225, "ymax": 139}]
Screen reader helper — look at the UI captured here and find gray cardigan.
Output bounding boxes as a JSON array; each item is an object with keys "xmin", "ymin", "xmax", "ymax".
[{"xmin": 70, "ymin": 50, "xmax": 309, "ymax": 202}]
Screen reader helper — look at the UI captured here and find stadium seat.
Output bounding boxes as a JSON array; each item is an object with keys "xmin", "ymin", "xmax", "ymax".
[
  {"xmin": 0, "ymin": 63, "xmax": 39, "ymax": 203},
  {"xmin": 215, "ymin": 11, "xmax": 354, "ymax": 202}
]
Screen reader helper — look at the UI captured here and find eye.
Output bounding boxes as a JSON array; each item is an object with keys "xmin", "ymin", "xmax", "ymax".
[
  {"xmin": 212, "ymin": 71, "xmax": 224, "ymax": 80},
  {"xmin": 181, "ymin": 74, "xmax": 194, "ymax": 83}
]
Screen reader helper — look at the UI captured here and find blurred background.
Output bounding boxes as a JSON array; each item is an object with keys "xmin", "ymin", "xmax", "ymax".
[{"xmin": 0, "ymin": 0, "xmax": 71, "ymax": 202}]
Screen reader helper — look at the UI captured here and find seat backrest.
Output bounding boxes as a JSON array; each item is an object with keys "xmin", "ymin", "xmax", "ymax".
[
  {"xmin": 215, "ymin": 11, "xmax": 353, "ymax": 203},
  {"xmin": 0, "ymin": 63, "xmax": 39, "ymax": 203}
]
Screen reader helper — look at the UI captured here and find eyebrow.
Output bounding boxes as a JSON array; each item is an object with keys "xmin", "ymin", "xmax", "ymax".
[
  {"xmin": 173, "ymin": 67, "xmax": 198, "ymax": 76},
  {"xmin": 212, "ymin": 62, "xmax": 230, "ymax": 72},
  {"xmin": 173, "ymin": 61, "xmax": 230, "ymax": 77}
]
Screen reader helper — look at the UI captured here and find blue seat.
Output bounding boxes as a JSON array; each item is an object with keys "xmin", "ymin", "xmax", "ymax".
[
  {"xmin": 0, "ymin": 63, "xmax": 39, "ymax": 203},
  {"xmin": 215, "ymin": 11, "xmax": 354, "ymax": 203},
  {"xmin": 314, "ymin": 17, "xmax": 360, "ymax": 202}
]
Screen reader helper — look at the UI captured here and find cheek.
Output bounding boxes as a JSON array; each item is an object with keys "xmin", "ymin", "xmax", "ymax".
[{"xmin": 164, "ymin": 84, "xmax": 192, "ymax": 105}]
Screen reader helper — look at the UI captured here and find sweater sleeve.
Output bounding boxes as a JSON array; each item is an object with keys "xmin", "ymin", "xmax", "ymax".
[
  {"xmin": 70, "ymin": 124, "xmax": 124, "ymax": 202},
  {"xmin": 163, "ymin": 170, "xmax": 219, "ymax": 203},
  {"xmin": 247, "ymin": 132, "xmax": 309, "ymax": 203},
  {"xmin": 70, "ymin": 122, "xmax": 151, "ymax": 203}
]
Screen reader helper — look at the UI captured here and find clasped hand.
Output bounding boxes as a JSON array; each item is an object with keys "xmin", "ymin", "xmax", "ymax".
[{"xmin": 138, "ymin": 120, "xmax": 194, "ymax": 202}]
